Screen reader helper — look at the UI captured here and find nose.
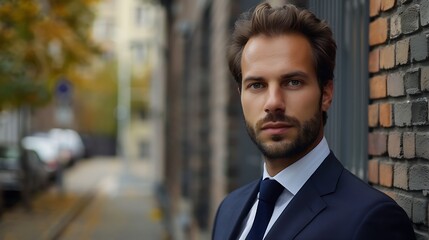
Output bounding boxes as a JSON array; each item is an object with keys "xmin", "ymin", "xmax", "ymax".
[{"xmin": 264, "ymin": 86, "xmax": 285, "ymax": 113}]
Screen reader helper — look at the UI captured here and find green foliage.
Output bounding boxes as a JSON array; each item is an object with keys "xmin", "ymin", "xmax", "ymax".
[
  {"xmin": 0, "ymin": 0, "xmax": 100, "ymax": 110},
  {"xmin": 75, "ymin": 60, "xmax": 118, "ymax": 135}
]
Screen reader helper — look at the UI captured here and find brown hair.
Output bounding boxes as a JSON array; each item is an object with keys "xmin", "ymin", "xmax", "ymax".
[{"xmin": 228, "ymin": 2, "xmax": 337, "ymax": 90}]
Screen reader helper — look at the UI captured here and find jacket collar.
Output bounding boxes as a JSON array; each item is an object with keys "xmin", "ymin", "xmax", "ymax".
[
  {"xmin": 225, "ymin": 152, "xmax": 343, "ymax": 240},
  {"xmin": 264, "ymin": 152, "xmax": 343, "ymax": 239},
  {"xmin": 226, "ymin": 179, "xmax": 261, "ymax": 240}
]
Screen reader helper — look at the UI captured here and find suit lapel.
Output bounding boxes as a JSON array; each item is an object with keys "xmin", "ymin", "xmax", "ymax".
[
  {"xmin": 226, "ymin": 180, "xmax": 261, "ymax": 240},
  {"xmin": 265, "ymin": 153, "xmax": 343, "ymax": 239}
]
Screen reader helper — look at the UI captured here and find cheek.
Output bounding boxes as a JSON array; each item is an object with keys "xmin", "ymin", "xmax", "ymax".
[
  {"xmin": 286, "ymin": 91, "xmax": 321, "ymax": 118},
  {"xmin": 241, "ymin": 95, "xmax": 260, "ymax": 122},
  {"xmin": 240, "ymin": 96, "xmax": 251, "ymax": 118}
]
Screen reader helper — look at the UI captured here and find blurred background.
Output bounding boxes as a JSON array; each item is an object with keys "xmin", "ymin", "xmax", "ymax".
[{"xmin": 1, "ymin": 0, "xmax": 428, "ymax": 239}]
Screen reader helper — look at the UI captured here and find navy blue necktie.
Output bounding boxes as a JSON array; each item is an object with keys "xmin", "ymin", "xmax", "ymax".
[{"xmin": 246, "ymin": 179, "xmax": 284, "ymax": 240}]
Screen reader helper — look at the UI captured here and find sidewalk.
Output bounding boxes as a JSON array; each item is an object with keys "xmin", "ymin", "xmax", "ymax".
[{"xmin": 0, "ymin": 157, "xmax": 164, "ymax": 240}]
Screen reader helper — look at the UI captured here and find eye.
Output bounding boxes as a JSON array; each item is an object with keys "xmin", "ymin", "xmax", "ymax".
[
  {"xmin": 249, "ymin": 82, "xmax": 265, "ymax": 89},
  {"xmin": 288, "ymin": 80, "xmax": 301, "ymax": 86},
  {"xmin": 285, "ymin": 79, "xmax": 303, "ymax": 88}
]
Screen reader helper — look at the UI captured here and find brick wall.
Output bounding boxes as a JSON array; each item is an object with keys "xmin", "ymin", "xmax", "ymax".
[{"xmin": 368, "ymin": 0, "xmax": 429, "ymax": 237}]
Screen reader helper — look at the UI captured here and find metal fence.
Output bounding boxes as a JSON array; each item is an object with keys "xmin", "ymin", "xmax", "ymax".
[
  {"xmin": 308, "ymin": 0, "xmax": 369, "ymax": 179},
  {"xmin": 0, "ymin": 110, "xmax": 22, "ymax": 144}
]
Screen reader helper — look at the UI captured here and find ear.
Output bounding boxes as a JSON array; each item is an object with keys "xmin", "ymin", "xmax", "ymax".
[{"xmin": 321, "ymin": 80, "xmax": 333, "ymax": 112}]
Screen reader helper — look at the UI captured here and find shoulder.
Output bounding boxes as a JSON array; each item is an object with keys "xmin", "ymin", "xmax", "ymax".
[
  {"xmin": 331, "ymin": 167, "xmax": 399, "ymax": 211},
  {"xmin": 313, "ymin": 153, "xmax": 394, "ymax": 204},
  {"xmin": 214, "ymin": 179, "xmax": 259, "ymax": 222},
  {"xmin": 212, "ymin": 179, "xmax": 259, "ymax": 239},
  {"xmin": 336, "ymin": 170, "xmax": 415, "ymax": 239},
  {"xmin": 218, "ymin": 179, "xmax": 259, "ymax": 210},
  {"xmin": 339, "ymin": 169, "xmax": 390, "ymax": 200},
  {"xmin": 352, "ymin": 200, "xmax": 416, "ymax": 239}
]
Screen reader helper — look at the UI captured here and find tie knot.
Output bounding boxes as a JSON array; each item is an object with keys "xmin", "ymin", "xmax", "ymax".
[{"xmin": 259, "ymin": 179, "xmax": 284, "ymax": 204}]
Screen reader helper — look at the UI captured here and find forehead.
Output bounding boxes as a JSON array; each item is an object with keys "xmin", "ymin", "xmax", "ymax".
[{"xmin": 241, "ymin": 33, "xmax": 315, "ymax": 77}]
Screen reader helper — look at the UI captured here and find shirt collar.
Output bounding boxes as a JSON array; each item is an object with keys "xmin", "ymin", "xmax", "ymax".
[{"xmin": 262, "ymin": 136, "xmax": 330, "ymax": 195}]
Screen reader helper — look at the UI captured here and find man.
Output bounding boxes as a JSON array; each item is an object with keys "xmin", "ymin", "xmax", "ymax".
[{"xmin": 212, "ymin": 2, "xmax": 415, "ymax": 240}]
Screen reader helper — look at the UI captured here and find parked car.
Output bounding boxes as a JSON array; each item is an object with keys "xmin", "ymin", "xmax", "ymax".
[
  {"xmin": 0, "ymin": 145, "xmax": 49, "ymax": 194},
  {"xmin": 48, "ymin": 128, "xmax": 85, "ymax": 165},
  {"xmin": 21, "ymin": 136, "xmax": 63, "ymax": 177}
]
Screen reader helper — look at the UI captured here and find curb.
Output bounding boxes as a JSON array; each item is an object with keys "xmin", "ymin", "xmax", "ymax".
[{"xmin": 43, "ymin": 191, "xmax": 96, "ymax": 240}]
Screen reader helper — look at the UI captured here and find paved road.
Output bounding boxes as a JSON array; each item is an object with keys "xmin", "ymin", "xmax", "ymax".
[{"xmin": 0, "ymin": 157, "xmax": 165, "ymax": 240}]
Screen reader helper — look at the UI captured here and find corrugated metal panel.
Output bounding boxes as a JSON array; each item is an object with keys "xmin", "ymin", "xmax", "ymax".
[{"xmin": 308, "ymin": 0, "xmax": 369, "ymax": 179}]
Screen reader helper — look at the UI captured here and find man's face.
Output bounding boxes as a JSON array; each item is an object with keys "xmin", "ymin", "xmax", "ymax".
[{"xmin": 240, "ymin": 34, "xmax": 333, "ymax": 164}]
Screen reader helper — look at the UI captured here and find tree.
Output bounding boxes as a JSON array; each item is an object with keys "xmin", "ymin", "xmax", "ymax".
[{"xmin": 0, "ymin": 0, "xmax": 100, "ymax": 110}]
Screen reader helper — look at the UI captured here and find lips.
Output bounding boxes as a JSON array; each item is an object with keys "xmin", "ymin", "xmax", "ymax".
[
  {"xmin": 261, "ymin": 122, "xmax": 293, "ymax": 134},
  {"xmin": 261, "ymin": 122, "xmax": 292, "ymax": 129}
]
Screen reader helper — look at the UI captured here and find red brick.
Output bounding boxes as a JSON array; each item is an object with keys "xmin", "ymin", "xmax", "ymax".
[
  {"xmin": 388, "ymin": 132, "xmax": 402, "ymax": 158},
  {"xmin": 368, "ymin": 159, "xmax": 380, "ymax": 184},
  {"xmin": 368, "ymin": 104, "xmax": 379, "ymax": 127},
  {"xmin": 369, "ymin": 18, "xmax": 388, "ymax": 46},
  {"xmin": 380, "ymin": 44, "xmax": 395, "ymax": 69},
  {"xmin": 370, "ymin": 75, "xmax": 387, "ymax": 99},
  {"xmin": 379, "ymin": 103, "xmax": 392, "ymax": 127},
  {"xmin": 381, "ymin": 0, "xmax": 395, "ymax": 11},
  {"xmin": 379, "ymin": 161, "xmax": 394, "ymax": 187},
  {"xmin": 403, "ymin": 132, "xmax": 415, "ymax": 159},
  {"xmin": 394, "ymin": 162, "xmax": 409, "ymax": 190},
  {"xmin": 369, "ymin": 49, "xmax": 380, "ymax": 73},
  {"xmin": 370, "ymin": 0, "xmax": 381, "ymax": 17},
  {"xmin": 396, "ymin": 38, "xmax": 409, "ymax": 65},
  {"xmin": 368, "ymin": 132, "xmax": 387, "ymax": 156}
]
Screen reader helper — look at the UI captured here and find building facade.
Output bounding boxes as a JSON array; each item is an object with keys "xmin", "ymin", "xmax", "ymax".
[
  {"xmin": 160, "ymin": 0, "xmax": 261, "ymax": 238},
  {"xmin": 368, "ymin": 0, "xmax": 429, "ymax": 238}
]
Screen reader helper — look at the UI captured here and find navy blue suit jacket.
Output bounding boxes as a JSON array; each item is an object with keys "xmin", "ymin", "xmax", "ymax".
[{"xmin": 212, "ymin": 153, "xmax": 415, "ymax": 240}]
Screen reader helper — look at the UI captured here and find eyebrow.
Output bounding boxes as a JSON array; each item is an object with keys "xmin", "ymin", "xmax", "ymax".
[
  {"xmin": 281, "ymin": 71, "xmax": 310, "ymax": 79},
  {"xmin": 243, "ymin": 71, "xmax": 310, "ymax": 83},
  {"xmin": 242, "ymin": 76, "xmax": 264, "ymax": 83}
]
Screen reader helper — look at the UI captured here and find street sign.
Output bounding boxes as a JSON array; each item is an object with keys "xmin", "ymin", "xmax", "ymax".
[{"xmin": 56, "ymin": 78, "xmax": 72, "ymax": 102}]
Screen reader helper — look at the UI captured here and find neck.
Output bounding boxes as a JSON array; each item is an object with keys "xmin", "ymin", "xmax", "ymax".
[{"xmin": 265, "ymin": 133, "xmax": 324, "ymax": 177}]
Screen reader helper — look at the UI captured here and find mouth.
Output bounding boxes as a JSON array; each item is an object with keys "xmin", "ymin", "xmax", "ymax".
[{"xmin": 260, "ymin": 122, "xmax": 293, "ymax": 135}]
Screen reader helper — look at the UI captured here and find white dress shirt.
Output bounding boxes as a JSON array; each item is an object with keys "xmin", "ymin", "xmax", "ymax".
[{"xmin": 238, "ymin": 137, "xmax": 330, "ymax": 240}]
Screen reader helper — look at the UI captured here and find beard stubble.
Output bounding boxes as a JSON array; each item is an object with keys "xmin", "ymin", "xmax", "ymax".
[{"xmin": 245, "ymin": 110, "xmax": 322, "ymax": 161}]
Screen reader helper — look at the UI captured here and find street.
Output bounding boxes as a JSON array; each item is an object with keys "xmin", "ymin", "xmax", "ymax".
[{"xmin": 0, "ymin": 157, "xmax": 165, "ymax": 240}]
